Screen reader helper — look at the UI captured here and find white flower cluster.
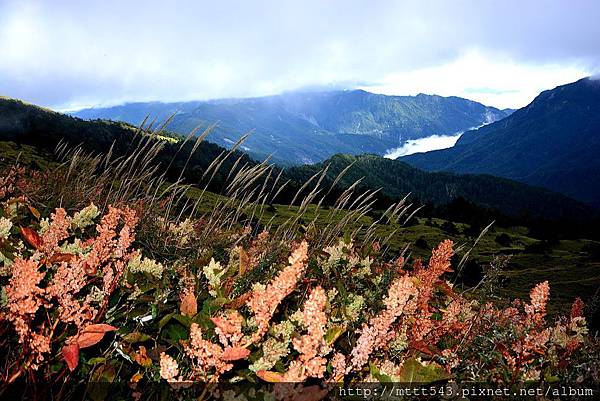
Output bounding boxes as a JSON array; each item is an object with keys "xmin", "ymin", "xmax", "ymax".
[
  {"xmin": 60, "ymin": 239, "xmax": 91, "ymax": 255},
  {"xmin": 249, "ymin": 320, "xmax": 294, "ymax": 373},
  {"xmin": 345, "ymin": 293, "xmax": 365, "ymax": 323},
  {"xmin": 39, "ymin": 218, "xmax": 50, "ymax": 234},
  {"xmin": 0, "ymin": 217, "xmax": 13, "ymax": 239},
  {"xmin": 202, "ymin": 258, "xmax": 226, "ymax": 297},
  {"xmin": 168, "ymin": 218, "xmax": 195, "ymax": 246},
  {"xmin": 128, "ymin": 254, "xmax": 165, "ymax": 279},
  {"xmin": 321, "ymin": 239, "xmax": 352, "ymax": 275},
  {"xmin": 71, "ymin": 203, "xmax": 99, "ymax": 230}
]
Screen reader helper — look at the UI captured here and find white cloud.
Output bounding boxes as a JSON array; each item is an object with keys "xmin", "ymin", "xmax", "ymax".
[
  {"xmin": 361, "ymin": 51, "xmax": 591, "ymax": 109},
  {"xmin": 384, "ymin": 134, "xmax": 462, "ymax": 159},
  {"xmin": 0, "ymin": 0, "xmax": 598, "ymax": 109}
]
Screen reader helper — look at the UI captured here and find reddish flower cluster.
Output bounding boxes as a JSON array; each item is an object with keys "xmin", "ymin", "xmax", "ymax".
[
  {"xmin": 247, "ymin": 240, "xmax": 308, "ymax": 342},
  {"xmin": 184, "ymin": 323, "xmax": 232, "ymax": 380},
  {"xmin": 349, "ymin": 274, "xmax": 418, "ymax": 371},
  {"xmin": 212, "ymin": 310, "xmax": 244, "ymax": 348},
  {"xmin": 3, "ymin": 204, "xmax": 138, "ymax": 372},
  {"xmin": 525, "ymin": 280, "xmax": 549, "ymax": 326},
  {"xmin": 0, "ymin": 166, "xmax": 23, "ymax": 200},
  {"xmin": 242, "ymin": 230, "xmax": 271, "ymax": 271},
  {"xmin": 284, "ymin": 286, "xmax": 329, "ymax": 381},
  {"xmin": 4, "ymin": 258, "xmax": 47, "ymax": 368},
  {"xmin": 159, "ymin": 352, "xmax": 180, "ymax": 382}
]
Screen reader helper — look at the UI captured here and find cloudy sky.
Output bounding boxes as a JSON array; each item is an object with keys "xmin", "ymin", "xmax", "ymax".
[{"xmin": 1, "ymin": 0, "xmax": 599, "ymax": 110}]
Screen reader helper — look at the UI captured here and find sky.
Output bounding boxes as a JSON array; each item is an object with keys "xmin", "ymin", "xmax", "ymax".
[{"xmin": 1, "ymin": 0, "xmax": 599, "ymax": 111}]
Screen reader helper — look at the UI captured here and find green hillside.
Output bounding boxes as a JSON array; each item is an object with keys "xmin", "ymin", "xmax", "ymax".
[
  {"xmin": 286, "ymin": 153, "xmax": 596, "ymax": 222},
  {"xmin": 0, "ymin": 97, "xmax": 254, "ymax": 193}
]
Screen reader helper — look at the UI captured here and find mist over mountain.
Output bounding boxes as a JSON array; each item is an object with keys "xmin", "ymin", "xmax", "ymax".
[
  {"xmin": 402, "ymin": 78, "xmax": 600, "ymax": 207},
  {"xmin": 73, "ymin": 90, "xmax": 511, "ymax": 165}
]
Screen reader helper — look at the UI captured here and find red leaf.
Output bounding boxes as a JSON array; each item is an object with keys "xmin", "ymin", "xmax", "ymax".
[
  {"xmin": 409, "ymin": 340, "xmax": 439, "ymax": 356},
  {"xmin": 221, "ymin": 346, "xmax": 250, "ymax": 361},
  {"xmin": 224, "ymin": 292, "xmax": 251, "ymax": 309},
  {"xmin": 256, "ymin": 370, "xmax": 284, "ymax": 383},
  {"xmin": 437, "ymin": 281, "xmax": 458, "ymax": 299},
  {"xmin": 82, "ymin": 261, "xmax": 97, "ymax": 275},
  {"xmin": 28, "ymin": 205, "xmax": 41, "ymax": 220},
  {"xmin": 179, "ymin": 290, "xmax": 197, "ymax": 317},
  {"xmin": 239, "ymin": 247, "xmax": 251, "ymax": 275},
  {"xmin": 62, "ymin": 343, "xmax": 80, "ymax": 371},
  {"xmin": 77, "ymin": 324, "xmax": 117, "ymax": 349},
  {"xmin": 48, "ymin": 252, "xmax": 75, "ymax": 264},
  {"xmin": 20, "ymin": 227, "xmax": 43, "ymax": 250},
  {"xmin": 134, "ymin": 345, "xmax": 153, "ymax": 367}
]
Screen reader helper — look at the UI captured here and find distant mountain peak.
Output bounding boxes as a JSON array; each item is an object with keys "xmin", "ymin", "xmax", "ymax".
[{"xmin": 74, "ymin": 90, "xmax": 509, "ymax": 166}]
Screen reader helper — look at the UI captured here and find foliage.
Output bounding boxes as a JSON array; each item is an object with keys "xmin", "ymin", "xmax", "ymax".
[{"xmin": 1, "ymin": 103, "xmax": 599, "ymax": 399}]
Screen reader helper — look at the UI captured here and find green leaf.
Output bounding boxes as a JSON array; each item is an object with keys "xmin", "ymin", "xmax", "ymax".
[
  {"xmin": 88, "ymin": 363, "xmax": 116, "ymax": 401},
  {"xmin": 162, "ymin": 322, "xmax": 188, "ymax": 343},
  {"xmin": 544, "ymin": 372, "xmax": 560, "ymax": 383},
  {"xmin": 122, "ymin": 332, "xmax": 152, "ymax": 344},
  {"xmin": 325, "ymin": 325, "xmax": 345, "ymax": 346},
  {"xmin": 86, "ymin": 357, "xmax": 107, "ymax": 365},
  {"xmin": 397, "ymin": 357, "xmax": 451, "ymax": 384},
  {"xmin": 158, "ymin": 312, "xmax": 176, "ymax": 329},
  {"xmin": 172, "ymin": 314, "xmax": 192, "ymax": 328},
  {"xmin": 192, "ymin": 311, "xmax": 213, "ymax": 330},
  {"xmin": 211, "ymin": 297, "xmax": 229, "ymax": 308}
]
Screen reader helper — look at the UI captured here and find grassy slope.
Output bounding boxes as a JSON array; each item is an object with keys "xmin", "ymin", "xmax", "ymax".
[{"xmin": 286, "ymin": 153, "xmax": 596, "ymax": 222}]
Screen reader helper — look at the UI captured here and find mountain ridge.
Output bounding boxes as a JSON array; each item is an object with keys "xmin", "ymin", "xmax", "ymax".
[
  {"xmin": 402, "ymin": 78, "xmax": 600, "ymax": 207},
  {"xmin": 73, "ymin": 89, "xmax": 512, "ymax": 165},
  {"xmin": 0, "ymin": 95, "xmax": 592, "ymax": 222}
]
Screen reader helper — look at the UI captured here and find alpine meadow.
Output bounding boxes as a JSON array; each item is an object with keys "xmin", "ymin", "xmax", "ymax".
[{"xmin": 1, "ymin": 1, "xmax": 599, "ymax": 400}]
